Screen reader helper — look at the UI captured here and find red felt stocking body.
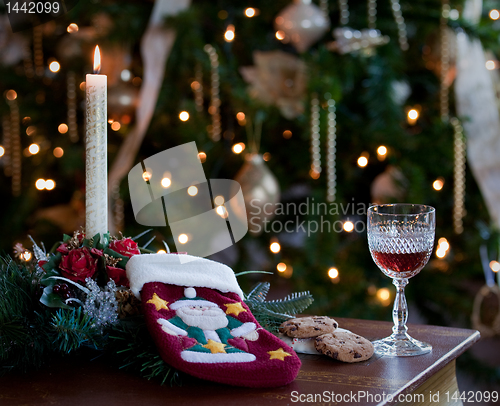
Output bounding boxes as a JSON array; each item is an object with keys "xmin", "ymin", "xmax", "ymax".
[{"xmin": 127, "ymin": 254, "xmax": 301, "ymax": 387}]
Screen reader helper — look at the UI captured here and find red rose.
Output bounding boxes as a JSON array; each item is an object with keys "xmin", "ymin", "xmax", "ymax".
[
  {"xmin": 109, "ymin": 238, "xmax": 140, "ymax": 258},
  {"xmin": 106, "ymin": 266, "xmax": 129, "ymax": 287},
  {"xmin": 59, "ymin": 247, "xmax": 99, "ymax": 282}
]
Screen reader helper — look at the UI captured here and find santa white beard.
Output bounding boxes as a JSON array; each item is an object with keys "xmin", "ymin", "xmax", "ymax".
[{"xmin": 177, "ymin": 306, "xmax": 229, "ymax": 330}]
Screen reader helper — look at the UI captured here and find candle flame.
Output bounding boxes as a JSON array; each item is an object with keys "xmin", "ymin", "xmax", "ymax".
[{"xmin": 93, "ymin": 45, "xmax": 101, "ymax": 74}]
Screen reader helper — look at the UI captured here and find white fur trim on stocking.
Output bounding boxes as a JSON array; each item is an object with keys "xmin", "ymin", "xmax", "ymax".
[{"xmin": 126, "ymin": 253, "xmax": 244, "ymax": 300}]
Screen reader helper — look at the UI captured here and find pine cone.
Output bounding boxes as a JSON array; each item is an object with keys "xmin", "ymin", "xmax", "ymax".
[{"xmin": 115, "ymin": 288, "xmax": 142, "ymax": 319}]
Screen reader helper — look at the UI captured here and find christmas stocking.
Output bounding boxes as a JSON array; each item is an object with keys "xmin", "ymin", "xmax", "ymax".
[{"xmin": 126, "ymin": 253, "xmax": 301, "ymax": 387}]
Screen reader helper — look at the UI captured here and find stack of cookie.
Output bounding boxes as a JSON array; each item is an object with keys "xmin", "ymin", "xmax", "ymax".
[{"xmin": 279, "ymin": 316, "xmax": 374, "ymax": 363}]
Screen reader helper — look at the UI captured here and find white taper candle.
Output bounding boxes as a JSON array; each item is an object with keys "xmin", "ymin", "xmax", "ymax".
[{"xmin": 85, "ymin": 45, "xmax": 108, "ymax": 238}]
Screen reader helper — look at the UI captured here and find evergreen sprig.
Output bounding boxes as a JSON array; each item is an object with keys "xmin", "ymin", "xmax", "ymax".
[
  {"xmin": 51, "ymin": 308, "xmax": 102, "ymax": 354},
  {"xmin": 107, "ymin": 317, "xmax": 181, "ymax": 386},
  {"xmin": 0, "ymin": 256, "xmax": 53, "ymax": 374},
  {"xmin": 245, "ymin": 282, "xmax": 314, "ymax": 331}
]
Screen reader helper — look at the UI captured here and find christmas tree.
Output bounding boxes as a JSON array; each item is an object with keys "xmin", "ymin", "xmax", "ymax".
[{"xmin": 1, "ymin": 0, "xmax": 500, "ymax": 386}]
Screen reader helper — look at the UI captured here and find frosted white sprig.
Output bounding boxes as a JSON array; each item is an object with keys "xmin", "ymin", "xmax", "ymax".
[{"xmin": 84, "ymin": 278, "xmax": 118, "ymax": 331}]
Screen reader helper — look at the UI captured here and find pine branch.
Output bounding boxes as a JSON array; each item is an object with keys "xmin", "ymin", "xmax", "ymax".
[
  {"xmin": 51, "ymin": 308, "xmax": 102, "ymax": 354},
  {"xmin": 0, "ymin": 256, "xmax": 54, "ymax": 374},
  {"xmin": 244, "ymin": 281, "xmax": 270, "ymax": 303},
  {"xmin": 245, "ymin": 283, "xmax": 314, "ymax": 332},
  {"xmin": 258, "ymin": 291, "xmax": 314, "ymax": 316},
  {"xmin": 106, "ymin": 317, "xmax": 181, "ymax": 386}
]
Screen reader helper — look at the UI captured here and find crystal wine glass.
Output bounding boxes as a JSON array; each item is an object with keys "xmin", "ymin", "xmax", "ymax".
[{"xmin": 367, "ymin": 204, "xmax": 435, "ymax": 356}]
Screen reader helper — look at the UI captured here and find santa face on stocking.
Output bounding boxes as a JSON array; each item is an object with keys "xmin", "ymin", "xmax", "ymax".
[{"xmin": 157, "ymin": 287, "xmax": 258, "ymax": 363}]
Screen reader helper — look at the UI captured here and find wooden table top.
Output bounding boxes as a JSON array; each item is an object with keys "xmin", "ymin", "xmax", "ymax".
[{"xmin": 0, "ymin": 318, "xmax": 480, "ymax": 406}]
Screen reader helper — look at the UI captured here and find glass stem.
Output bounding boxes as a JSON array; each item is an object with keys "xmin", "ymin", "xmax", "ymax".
[{"xmin": 391, "ymin": 278, "xmax": 409, "ymax": 339}]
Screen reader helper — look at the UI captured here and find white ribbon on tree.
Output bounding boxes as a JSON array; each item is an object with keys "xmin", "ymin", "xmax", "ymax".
[{"xmin": 108, "ymin": 0, "xmax": 191, "ymax": 233}]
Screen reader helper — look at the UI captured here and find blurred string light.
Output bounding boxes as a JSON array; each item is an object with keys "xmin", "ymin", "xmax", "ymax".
[
  {"xmin": 433, "ymin": 177, "xmax": 444, "ymax": 191},
  {"xmin": 224, "ymin": 24, "xmax": 235, "ymax": 42},
  {"xmin": 67, "ymin": 23, "xmax": 79, "ymax": 33},
  {"xmin": 328, "ymin": 267, "xmax": 339, "ymax": 280},
  {"xmin": 449, "ymin": 9, "xmax": 459, "ymax": 20},
  {"xmin": 236, "ymin": 112, "xmax": 246, "ymax": 125},
  {"xmin": 35, "ymin": 179, "xmax": 46, "ymax": 190},
  {"xmin": 0, "ymin": 146, "xmax": 4, "ymax": 157},
  {"xmin": 161, "ymin": 174, "xmax": 171, "ymax": 188},
  {"xmin": 244, "ymin": 8, "xmax": 258, "ymax": 17},
  {"xmin": 216, "ymin": 205, "xmax": 228, "ymax": 218},
  {"xmin": 275, "ymin": 30, "xmax": 285, "ymax": 41},
  {"xmin": 309, "ymin": 168, "xmax": 320, "ymax": 179},
  {"xmin": 490, "ymin": 260, "xmax": 500, "ymax": 273},
  {"xmin": 179, "ymin": 111, "xmax": 190, "ymax": 121},
  {"xmin": 407, "ymin": 108, "xmax": 419, "ymax": 125},
  {"xmin": 58, "ymin": 123, "xmax": 68, "ymax": 134},
  {"xmin": 198, "ymin": 152, "xmax": 207, "ymax": 163},
  {"xmin": 111, "ymin": 121, "xmax": 121, "ymax": 131},
  {"xmin": 6, "ymin": 89, "xmax": 17, "ymax": 100},
  {"xmin": 28, "ymin": 143, "xmax": 40, "ymax": 155},
  {"xmin": 187, "ymin": 185, "xmax": 198, "ymax": 196},
  {"xmin": 283, "ymin": 130, "xmax": 292, "ymax": 139},
  {"xmin": 53, "ymin": 147, "xmax": 64, "ymax": 158},
  {"xmin": 436, "ymin": 237, "xmax": 450, "ymax": 258},
  {"xmin": 232, "ymin": 142, "xmax": 245, "ymax": 154},
  {"xmin": 20, "ymin": 250, "xmax": 32, "ymax": 261},
  {"xmin": 343, "ymin": 220, "xmax": 354, "ymax": 232},
  {"xmin": 377, "ymin": 145, "xmax": 387, "ymax": 160},
  {"xmin": 277, "ymin": 262, "xmax": 293, "ymax": 278},
  {"xmin": 49, "ymin": 60, "xmax": 60, "ymax": 73},
  {"xmin": 377, "ymin": 288, "xmax": 391, "ymax": 305},
  {"xmin": 485, "ymin": 60, "xmax": 497, "ymax": 70},
  {"xmin": 35, "ymin": 178, "xmax": 55, "ymax": 190},
  {"xmin": 270, "ymin": 241, "xmax": 281, "ymax": 254},
  {"xmin": 214, "ymin": 195, "xmax": 225, "ymax": 206},
  {"xmin": 490, "ymin": 9, "xmax": 500, "ymax": 20},
  {"xmin": 142, "ymin": 169, "xmax": 152, "ymax": 182},
  {"xmin": 120, "ymin": 69, "xmax": 132, "ymax": 82},
  {"xmin": 178, "ymin": 234, "xmax": 189, "ymax": 244},
  {"xmin": 157, "ymin": 249, "xmax": 167, "ymax": 254},
  {"xmin": 357, "ymin": 154, "xmax": 368, "ymax": 168},
  {"xmin": 45, "ymin": 179, "xmax": 55, "ymax": 190}
]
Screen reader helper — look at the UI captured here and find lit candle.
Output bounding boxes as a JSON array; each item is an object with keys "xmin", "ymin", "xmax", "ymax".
[{"xmin": 85, "ymin": 45, "xmax": 108, "ymax": 238}]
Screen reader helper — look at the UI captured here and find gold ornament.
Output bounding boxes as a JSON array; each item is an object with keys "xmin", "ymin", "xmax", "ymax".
[
  {"xmin": 274, "ymin": 0, "xmax": 330, "ymax": 53},
  {"xmin": 328, "ymin": 27, "xmax": 389, "ymax": 56},
  {"xmin": 233, "ymin": 154, "xmax": 280, "ymax": 236},
  {"xmin": 240, "ymin": 50, "xmax": 307, "ymax": 120}
]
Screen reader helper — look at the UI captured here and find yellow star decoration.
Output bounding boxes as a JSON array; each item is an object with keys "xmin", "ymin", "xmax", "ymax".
[
  {"xmin": 268, "ymin": 348, "xmax": 292, "ymax": 361},
  {"xmin": 146, "ymin": 293, "xmax": 169, "ymax": 311},
  {"xmin": 202, "ymin": 339, "xmax": 227, "ymax": 354},
  {"xmin": 224, "ymin": 302, "xmax": 247, "ymax": 316}
]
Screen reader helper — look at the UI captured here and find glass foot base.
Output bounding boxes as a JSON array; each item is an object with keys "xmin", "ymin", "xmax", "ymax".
[{"xmin": 372, "ymin": 334, "xmax": 432, "ymax": 357}]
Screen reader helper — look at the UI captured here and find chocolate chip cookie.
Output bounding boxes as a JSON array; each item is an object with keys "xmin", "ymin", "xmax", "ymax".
[
  {"xmin": 279, "ymin": 316, "xmax": 338, "ymax": 338},
  {"xmin": 314, "ymin": 331, "xmax": 374, "ymax": 363}
]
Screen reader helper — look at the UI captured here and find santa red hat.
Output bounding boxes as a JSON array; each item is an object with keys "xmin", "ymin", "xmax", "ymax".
[{"xmin": 126, "ymin": 253, "xmax": 245, "ymax": 300}]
